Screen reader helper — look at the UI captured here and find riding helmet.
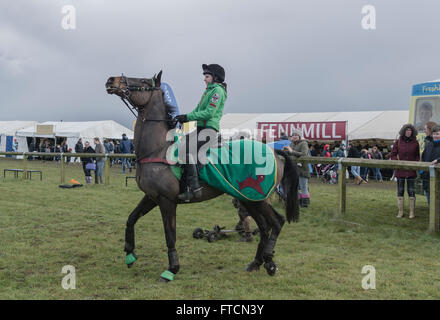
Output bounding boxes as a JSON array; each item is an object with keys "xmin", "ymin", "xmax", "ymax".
[{"xmin": 202, "ymin": 64, "xmax": 225, "ymax": 83}]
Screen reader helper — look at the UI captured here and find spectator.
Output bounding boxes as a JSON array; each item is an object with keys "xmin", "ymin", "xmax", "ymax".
[
  {"xmin": 75, "ymin": 138, "xmax": 84, "ymax": 162},
  {"xmin": 348, "ymin": 143, "xmax": 366, "ymax": 185},
  {"xmin": 390, "ymin": 124, "xmax": 420, "ymax": 219},
  {"xmin": 12, "ymin": 138, "xmax": 18, "ymax": 152},
  {"xmin": 322, "ymin": 144, "xmax": 331, "ymax": 157},
  {"xmin": 66, "ymin": 148, "xmax": 72, "ymax": 163},
  {"xmin": 421, "ymin": 123, "xmax": 439, "ymax": 205},
  {"xmin": 94, "ymin": 137, "xmax": 105, "ymax": 184},
  {"xmin": 283, "ymin": 128, "xmax": 311, "ymax": 208},
  {"xmin": 82, "ymin": 141, "xmax": 96, "ymax": 184},
  {"xmin": 279, "ymin": 130, "xmax": 288, "ymax": 141},
  {"xmin": 120, "ymin": 133, "xmax": 134, "ymax": 174},
  {"xmin": 421, "ymin": 121, "xmax": 437, "ymax": 203},
  {"xmin": 108, "ymin": 140, "xmax": 115, "ymax": 166},
  {"xmin": 333, "ymin": 143, "xmax": 346, "ymax": 158},
  {"xmin": 360, "ymin": 148, "xmax": 372, "ymax": 182},
  {"xmin": 28, "ymin": 138, "xmax": 36, "ymax": 160},
  {"xmin": 55, "ymin": 144, "xmax": 61, "ymax": 162},
  {"xmin": 371, "ymin": 146, "xmax": 383, "ymax": 182},
  {"xmin": 309, "ymin": 145, "xmax": 317, "ymax": 157}
]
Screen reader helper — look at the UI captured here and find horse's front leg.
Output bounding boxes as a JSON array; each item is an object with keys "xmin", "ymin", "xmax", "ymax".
[
  {"xmin": 158, "ymin": 196, "xmax": 179, "ymax": 282},
  {"xmin": 124, "ymin": 195, "xmax": 157, "ymax": 268}
]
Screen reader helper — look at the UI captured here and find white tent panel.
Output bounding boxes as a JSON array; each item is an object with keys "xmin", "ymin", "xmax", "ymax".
[
  {"xmin": 0, "ymin": 121, "xmax": 38, "ymax": 154},
  {"xmin": 16, "ymin": 120, "xmax": 134, "ymax": 153},
  {"xmin": 220, "ymin": 110, "xmax": 410, "ymax": 142}
]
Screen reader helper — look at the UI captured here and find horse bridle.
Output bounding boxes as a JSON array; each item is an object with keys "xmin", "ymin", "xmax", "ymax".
[
  {"xmin": 117, "ymin": 74, "xmax": 176, "ymax": 164},
  {"xmin": 118, "ymin": 74, "xmax": 176, "ymax": 125}
]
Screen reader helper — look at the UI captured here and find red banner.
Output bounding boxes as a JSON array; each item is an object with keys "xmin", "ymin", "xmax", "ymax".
[{"xmin": 257, "ymin": 121, "xmax": 347, "ymax": 141}]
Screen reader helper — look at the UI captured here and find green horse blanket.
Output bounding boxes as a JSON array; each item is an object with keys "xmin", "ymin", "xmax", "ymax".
[{"xmin": 171, "ymin": 138, "xmax": 277, "ymax": 202}]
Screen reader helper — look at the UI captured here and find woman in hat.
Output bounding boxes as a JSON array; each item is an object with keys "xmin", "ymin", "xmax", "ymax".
[
  {"xmin": 174, "ymin": 64, "xmax": 227, "ymax": 201},
  {"xmin": 283, "ymin": 128, "xmax": 311, "ymax": 207}
]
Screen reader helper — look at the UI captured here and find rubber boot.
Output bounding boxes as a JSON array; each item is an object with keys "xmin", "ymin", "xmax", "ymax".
[
  {"xmin": 301, "ymin": 194, "xmax": 310, "ymax": 208},
  {"xmin": 409, "ymin": 197, "xmax": 416, "ymax": 219},
  {"xmin": 99, "ymin": 176, "xmax": 103, "ymax": 184},
  {"xmin": 397, "ymin": 197, "xmax": 404, "ymax": 218},
  {"xmin": 303, "ymin": 195, "xmax": 310, "ymax": 207},
  {"xmin": 95, "ymin": 175, "xmax": 99, "ymax": 184},
  {"xmin": 356, "ymin": 175, "xmax": 366, "ymax": 185},
  {"xmin": 178, "ymin": 164, "xmax": 202, "ymax": 202}
]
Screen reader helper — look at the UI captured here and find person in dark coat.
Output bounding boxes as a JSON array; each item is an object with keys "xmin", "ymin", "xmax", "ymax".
[
  {"xmin": 421, "ymin": 121, "xmax": 437, "ymax": 204},
  {"xmin": 390, "ymin": 124, "xmax": 420, "ymax": 219},
  {"xmin": 75, "ymin": 138, "xmax": 83, "ymax": 162},
  {"xmin": 421, "ymin": 124, "xmax": 440, "ymax": 205},
  {"xmin": 120, "ymin": 134, "xmax": 134, "ymax": 174},
  {"xmin": 347, "ymin": 143, "xmax": 365, "ymax": 184},
  {"xmin": 81, "ymin": 141, "xmax": 96, "ymax": 184}
]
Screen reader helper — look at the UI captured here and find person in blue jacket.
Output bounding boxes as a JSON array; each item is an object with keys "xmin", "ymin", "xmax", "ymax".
[{"xmin": 120, "ymin": 133, "xmax": 134, "ymax": 173}]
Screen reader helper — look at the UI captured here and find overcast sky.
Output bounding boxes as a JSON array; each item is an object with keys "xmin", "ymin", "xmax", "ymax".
[{"xmin": 1, "ymin": 0, "xmax": 439, "ymax": 129}]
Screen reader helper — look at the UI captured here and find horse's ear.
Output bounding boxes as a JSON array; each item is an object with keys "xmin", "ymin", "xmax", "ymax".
[{"xmin": 154, "ymin": 70, "xmax": 162, "ymax": 87}]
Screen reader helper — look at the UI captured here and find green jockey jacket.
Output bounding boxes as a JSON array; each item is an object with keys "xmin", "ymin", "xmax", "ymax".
[{"xmin": 186, "ymin": 83, "xmax": 226, "ymax": 132}]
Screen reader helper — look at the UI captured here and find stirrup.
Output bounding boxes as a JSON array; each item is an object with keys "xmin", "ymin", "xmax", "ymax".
[{"xmin": 178, "ymin": 190, "xmax": 194, "ymax": 202}]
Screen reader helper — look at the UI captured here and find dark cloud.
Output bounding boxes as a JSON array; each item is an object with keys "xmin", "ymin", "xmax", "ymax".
[{"xmin": 1, "ymin": 0, "xmax": 439, "ymax": 129}]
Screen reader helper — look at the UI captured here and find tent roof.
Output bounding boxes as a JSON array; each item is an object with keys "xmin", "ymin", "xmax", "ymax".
[
  {"xmin": 0, "ymin": 121, "xmax": 39, "ymax": 136},
  {"xmin": 220, "ymin": 110, "xmax": 409, "ymax": 141},
  {"xmin": 16, "ymin": 120, "xmax": 134, "ymax": 139}
]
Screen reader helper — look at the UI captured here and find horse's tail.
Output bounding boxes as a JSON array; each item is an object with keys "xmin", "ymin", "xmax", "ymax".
[{"xmin": 275, "ymin": 150, "xmax": 300, "ymax": 223}]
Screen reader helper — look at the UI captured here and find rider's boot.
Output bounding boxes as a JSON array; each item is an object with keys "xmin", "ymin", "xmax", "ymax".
[{"xmin": 178, "ymin": 164, "xmax": 202, "ymax": 202}]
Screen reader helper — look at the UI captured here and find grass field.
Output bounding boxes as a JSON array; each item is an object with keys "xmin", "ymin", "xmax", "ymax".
[{"xmin": 1, "ymin": 157, "xmax": 440, "ymax": 300}]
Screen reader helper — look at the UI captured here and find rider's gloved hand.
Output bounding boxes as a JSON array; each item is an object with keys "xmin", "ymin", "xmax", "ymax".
[{"xmin": 175, "ymin": 114, "xmax": 188, "ymax": 124}]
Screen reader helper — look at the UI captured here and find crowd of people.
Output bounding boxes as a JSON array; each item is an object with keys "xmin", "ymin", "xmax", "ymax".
[
  {"xmin": 281, "ymin": 121, "xmax": 440, "ymax": 220},
  {"xmin": 24, "ymin": 134, "xmax": 135, "ymax": 184}
]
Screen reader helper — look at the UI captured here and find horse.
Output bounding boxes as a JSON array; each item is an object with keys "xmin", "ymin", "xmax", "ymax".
[{"xmin": 105, "ymin": 71, "xmax": 300, "ymax": 281}]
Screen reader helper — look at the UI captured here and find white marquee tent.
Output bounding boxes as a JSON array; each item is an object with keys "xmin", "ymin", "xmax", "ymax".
[
  {"xmin": 0, "ymin": 121, "xmax": 38, "ymax": 154},
  {"xmin": 15, "ymin": 120, "xmax": 134, "ymax": 153},
  {"xmin": 220, "ymin": 110, "xmax": 410, "ymax": 143}
]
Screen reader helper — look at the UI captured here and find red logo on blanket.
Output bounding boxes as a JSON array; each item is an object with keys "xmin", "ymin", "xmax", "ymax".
[{"xmin": 237, "ymin": 174, "xmax": 266, "ymax": 196}]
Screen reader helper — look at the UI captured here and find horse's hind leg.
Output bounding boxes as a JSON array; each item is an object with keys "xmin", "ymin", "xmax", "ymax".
[
  {"xmin": 124, "ymin": 195, "xmax": 157, "ymax": 267},
  {"xmin": 240, "ymin": 202, "xmax": 270, "ymax": 272},
  {"xmin": 262, "ymin": 204, "xmax": 285, "ymax": 276},
  {"xmin": 157, "ymin": 196, "xmax": 179, "ymax": 282},
  {"xmin": 242, "ymin": 201, "xmax": 285, "ymax": 276}
]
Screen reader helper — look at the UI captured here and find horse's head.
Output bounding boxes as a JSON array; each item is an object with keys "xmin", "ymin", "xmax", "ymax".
[{"xmin": 105, "ymin": 71, "xmax": 162, "ymax": 110}]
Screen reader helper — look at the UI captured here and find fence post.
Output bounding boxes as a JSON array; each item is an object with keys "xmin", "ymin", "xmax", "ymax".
[
  {"xmin": 60, "ymin": 153, "xmax": 66, "ymax": 184},
  {"xmin": 23, "ymin": 153, "xmax": 28, "ymax": 180},
  {"xmin": 429, "ymin": 166, "xmax": 440, "ymax": 233},
  {"xmin": 105, "ymin": 154, "xmax": 110, "ymax": 185},
  {"xmin": 337, "ymin": 158, "xmax": 346, "ymax": 216}
]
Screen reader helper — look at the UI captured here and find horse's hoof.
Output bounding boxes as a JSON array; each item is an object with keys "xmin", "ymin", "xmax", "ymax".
[
  {"xmin": 125, "ymin": 252, "xmax": 137, "ymax": 268},
  {"xmin": 264, "ymin": 261, "xmax": 278, "ymax": 276},
  {"xmin": 159, "ymin": 270, "xmax": 175, "ymax": 282},
  {"xmin": 245, "ymin": 261, "xmax": 262, "ymax": 272}
]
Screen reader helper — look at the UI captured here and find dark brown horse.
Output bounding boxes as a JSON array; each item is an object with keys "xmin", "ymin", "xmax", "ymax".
[{"xmin": 105, "ymin": 71, "xmax": 300, "ymax": 281}]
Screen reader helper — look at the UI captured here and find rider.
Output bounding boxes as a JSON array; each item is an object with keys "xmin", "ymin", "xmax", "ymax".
[{"xmin": 175, "ymin": 63, "xmax": 227, "ymax": 201}]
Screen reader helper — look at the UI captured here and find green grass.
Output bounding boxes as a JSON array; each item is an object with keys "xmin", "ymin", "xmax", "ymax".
[{"xmin": 1, "ymin": 157, "xmax": 440, "ymax": 299}]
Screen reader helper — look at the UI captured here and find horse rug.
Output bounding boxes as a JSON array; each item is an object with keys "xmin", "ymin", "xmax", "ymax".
[{"xmin": 171, "ymin": 138, "xmax": 277, "ymax": 202}]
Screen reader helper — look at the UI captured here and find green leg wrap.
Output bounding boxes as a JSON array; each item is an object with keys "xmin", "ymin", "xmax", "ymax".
[
  {"xmin": 125, "ymin": 253, "xmax": 137, "ymax": 266},
  {"xmin": 160, "ymin": 270, "xmax": 175, "ymax": 281}
]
